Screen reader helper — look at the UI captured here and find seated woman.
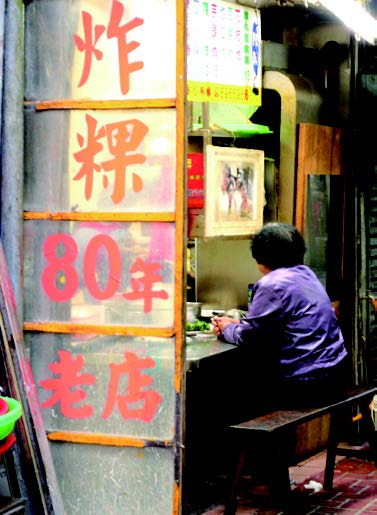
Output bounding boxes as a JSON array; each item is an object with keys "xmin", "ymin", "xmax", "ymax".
[{"xmin": 212, "ymin": 222, "xmax": 349, "ymax": 416}]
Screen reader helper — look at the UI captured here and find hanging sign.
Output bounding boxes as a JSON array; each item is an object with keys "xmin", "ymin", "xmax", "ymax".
[{"xmin": 187, "ymin": 0, "xmax": 262, "ymax": 106}]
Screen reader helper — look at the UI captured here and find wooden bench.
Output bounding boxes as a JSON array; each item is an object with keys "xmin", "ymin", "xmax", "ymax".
[{"xmin": 224, "ymin": 386, "xmax": 377, "ymax": 515}]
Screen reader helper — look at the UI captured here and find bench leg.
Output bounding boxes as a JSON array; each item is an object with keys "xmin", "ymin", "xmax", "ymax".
[
  {"xmin": 324, "ymin": 411, "xmax": 340, "ymax": 490},
  {"xmin": 225, "ymin": 433, "xmax": 292, "ymax": 513},
  {"xmin": 224, "ymin": 446, "xmax": 247, "ymax": 515},
  {"xmin": 268, "ymin": 434, "xmax": 292, "ymax": 501},
  {"xmin": 224, "ymin": 436, "xmax": 292, "ymax": 514},
  {"xmin": 324, "ymin": 395, "xmax": 377, "ymax": 491}
]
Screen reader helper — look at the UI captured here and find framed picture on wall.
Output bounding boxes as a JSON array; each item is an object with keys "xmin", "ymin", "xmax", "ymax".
[{"xmin": 204, "ymin": 145, "xmax": 265, "ymax": 237}]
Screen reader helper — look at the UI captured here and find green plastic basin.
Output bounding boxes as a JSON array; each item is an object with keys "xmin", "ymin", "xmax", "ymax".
[{"xmin": 0, "ymin": 397, "xmax": 22, "ymax": 440}]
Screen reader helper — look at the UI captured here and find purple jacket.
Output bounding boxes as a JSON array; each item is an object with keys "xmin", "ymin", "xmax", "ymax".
[{"xmin": 222, "ymin": 265, "xmax": 347, "ymax": 381}]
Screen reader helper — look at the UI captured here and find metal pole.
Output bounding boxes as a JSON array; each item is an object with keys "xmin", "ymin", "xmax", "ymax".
[{"xmin": 1, "ymin": 0, "xmax": 24, "ymax": 322}]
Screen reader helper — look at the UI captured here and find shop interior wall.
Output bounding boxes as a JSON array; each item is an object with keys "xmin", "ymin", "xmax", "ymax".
[
  {"xmin": 194, "ymin": 18, "xmax": 350, "ymax": 313},
  {"xmin": 191, "ymin": 12, "xmax": 353, "ymax": 461},
  {"xmin": 196, "ymin": 238, "xmax": 260, "ymax": 311}
]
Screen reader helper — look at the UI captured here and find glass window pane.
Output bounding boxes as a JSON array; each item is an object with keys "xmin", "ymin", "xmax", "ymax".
[
  {"xmin": 50, "ymin": 442, "xmax": 174, "ymax": 514},
  {"xmin": 27, "ymin": 333, "xmax": 175, "ymax": 438},
  {"xmin": 24, "ymin": 109, "xmax": 176, "ymax": 212},
  {"xmin": 25, "ymin": 0, "xmax": 176, "ymax": 101},
  {"xmin": 24, "ymin": 221, "xmax": 175, "ymax": 327},
  {"xmin": 305, "ymin": 174, "xmax": 344, "ymax": 298}
]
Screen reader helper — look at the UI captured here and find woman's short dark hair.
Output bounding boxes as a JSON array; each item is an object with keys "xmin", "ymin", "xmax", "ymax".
[{"xmin": 251, "ymin": 222, "xmax": 306, "ymax": 270}]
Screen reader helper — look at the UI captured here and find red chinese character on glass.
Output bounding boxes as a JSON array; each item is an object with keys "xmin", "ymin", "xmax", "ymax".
[
  {"xmin": 39, "ymin": 350, "xmax": 96, "ymax": 419},
  {"xmin": 102, "ymin": 351, "xmax": 163, "ymax": 422},
  {"xmin": 73, "ymin": 114, "xmax": 148, "ymax": 204},
  {"xmin": 101, "ymin": 118, "xmax": 148, "ymax": 204},
  {"xmin": 72, "ymin": 114, "xmax": 105, "ymax": 204},
  {"xmin": 73, "ymin": 11, "xmax": 105, "ymax": 88},
  {"xmin": 107, "ymin": 0, "xmax": 144, "ymax": 95},
  {"xmin": 123, "ymin": 258, "xmax": 168, "ymax": 313},
  {"xmin": 74, "ymin": 0, "xmax": 144, "ymax": 95}
]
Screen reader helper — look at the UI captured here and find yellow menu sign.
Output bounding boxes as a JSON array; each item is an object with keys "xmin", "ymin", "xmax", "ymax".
[{"xmin": 187, "ymin": 0, "xmax": 262, "ymax": 106}]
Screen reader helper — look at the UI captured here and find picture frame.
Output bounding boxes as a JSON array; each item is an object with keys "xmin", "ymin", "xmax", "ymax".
[{"xmin": 204, "ymin": 145, "xmax": 265, "ymax": 237}]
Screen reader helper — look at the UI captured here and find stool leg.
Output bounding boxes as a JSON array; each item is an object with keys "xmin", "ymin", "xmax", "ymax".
[
  {"xmin": 269, "ymin": 434, "xmax": 292, "ymax": 501},
  {"xmin": 224, "ymin": 446, "xmax": 247, "ymax": 515},
  {"xmin": 324, "ymin": 411, "xmax": 340, "ymax": 490}
]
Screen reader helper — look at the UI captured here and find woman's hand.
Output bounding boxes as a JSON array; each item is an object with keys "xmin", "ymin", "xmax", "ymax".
[{"xmin": 211, "ymin": 316, "xmax": 239, "ymax": 336}]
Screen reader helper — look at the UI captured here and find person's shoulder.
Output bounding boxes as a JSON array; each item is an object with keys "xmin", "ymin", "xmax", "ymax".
[
  {"xmin": 279, "ymin": 264, "xmax": 315, "ymax": 277},
  {"xmin": 259, "ymin": 265, "xmax": 312, "ymax": 287},
  {"xmin": 258, "ymin": 267, "xmax": 291, "ymax": 288},
  {"xmin": 296, "ymin": 264, "xmax": 324, "ymax": 281}
]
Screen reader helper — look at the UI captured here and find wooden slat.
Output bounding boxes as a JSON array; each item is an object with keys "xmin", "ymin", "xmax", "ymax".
[
  {"xmin": 173, "ymin": 0, "xmax": 185, "ymax": 510},
  {"xmin": 47, "ymin": 431, "xmax": 173, "ymax": 448},
  {"xmin": 24, "ymin": 98, "xmax": 176, "ymax": 111},
  {"xmin": 174, "ymin": 0, "xmax": 185, "ymax": 395},
  {"xmin": 24, "ymin": 211, "xmax": 175, "ymax": 222},
  {"xmin": 24, "ymin": 322, "xmax": 174, "ymax": 338}
]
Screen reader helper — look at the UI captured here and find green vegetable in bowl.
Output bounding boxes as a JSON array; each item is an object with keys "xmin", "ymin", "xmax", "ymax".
[{"xmin": 186, "ymin": 319, "xmax": 211, "ymax": 332}]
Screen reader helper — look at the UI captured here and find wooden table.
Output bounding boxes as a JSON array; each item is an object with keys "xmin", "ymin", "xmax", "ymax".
[
  {"xmin": 183, "ymin": 335, "xmax": 246, "ymax": 513},
  {"xmin": 185, "ymin": 334, "xmax": 236, "ymax": 370}
]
